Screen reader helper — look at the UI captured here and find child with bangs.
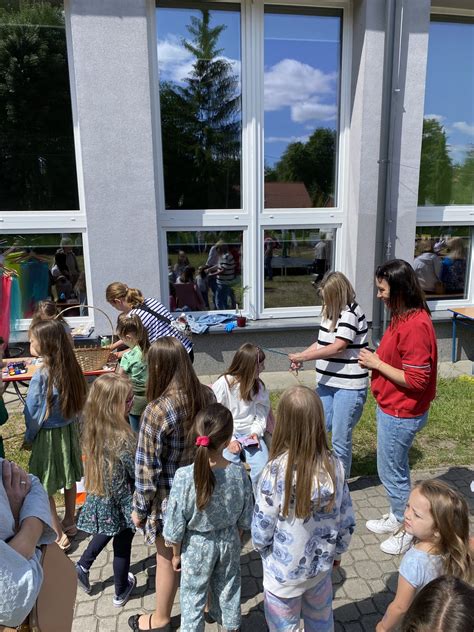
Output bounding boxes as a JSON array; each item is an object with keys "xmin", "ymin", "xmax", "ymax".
[
  {"xmin": 252, "ymin": 386, "xmax": 355, "ymax": 632},
  {"xmin": 212, "ymin": 343, "xmax": 270, "ymax": 485},
  {"xmin": 76, "ymin": 373, "xmax": 137, "ymax": 607}
]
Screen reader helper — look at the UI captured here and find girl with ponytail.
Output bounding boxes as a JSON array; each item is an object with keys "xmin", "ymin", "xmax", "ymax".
[{"xmin": 162, "ymin": 403, "xmax": 253, "ymax": 632}]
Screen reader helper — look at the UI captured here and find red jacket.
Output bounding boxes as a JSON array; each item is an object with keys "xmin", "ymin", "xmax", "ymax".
[{"xmin": 371, "ymin": 310, "xmax": 437, "ymax": 417}]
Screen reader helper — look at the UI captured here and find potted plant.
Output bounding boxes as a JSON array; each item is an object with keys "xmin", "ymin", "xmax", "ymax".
[{"xmin": 236, "ymin": 285, "xmax": 250, "ymax": 327}]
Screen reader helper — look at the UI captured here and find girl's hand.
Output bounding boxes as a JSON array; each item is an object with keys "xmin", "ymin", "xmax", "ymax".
[
  {"xmin": 2, "ymin": 460, "xmax": 31, "ymax": 525},
  {"xmin": 228, "ymin": 440, "xmax": 242, "ymax": 454},
  {"xmin": 131, "ymin": 511, "xmax": 145, "ymax": 529},
  {"xmin": 358, "ymin": 348, "xmax": 381, "ymax": 370},
  {"xmin": 172, "ymin": 555, "xmax": 181, "ymax": 572},
  {"xmin": 249, "ymin": 434, "xmax": 260, "ymax": 448}
]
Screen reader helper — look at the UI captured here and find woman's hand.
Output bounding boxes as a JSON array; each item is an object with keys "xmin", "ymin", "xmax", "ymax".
[
  {"xmin": 2, "ymin": 460, "xmax": 31, "ymax": 526},
  {"xmin": 228, "ymin": 440, "xmax": 242, "ymax": 455},
  {"xmin": 358, "ymin": 348, "xmax": 381, "ymax": 370},
  {"xmin": 288, "ymin": 354, "xmax": 303, "ymax": 373},
  {"xmin": 131, "ymin": 511, "xmax": 145, "ymax": 529}
]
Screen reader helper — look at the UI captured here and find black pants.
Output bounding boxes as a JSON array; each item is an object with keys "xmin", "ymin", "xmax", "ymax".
[{"xmin": 78, "ymin": 528, "xmax": 134, "ymax": 595}]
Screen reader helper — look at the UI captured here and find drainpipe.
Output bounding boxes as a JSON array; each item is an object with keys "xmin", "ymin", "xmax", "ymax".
[{"xmin": 371, "ymin": 0, "xmax": 401, "ymax": 346}]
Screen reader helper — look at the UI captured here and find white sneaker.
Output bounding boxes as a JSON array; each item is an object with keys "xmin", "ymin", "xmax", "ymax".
[
  {"xmin": 366, "ymin": 513, "xmax": 401, "ymax": 535},
  {"xmin": 380, "ymin": 531, "xmax": 413, "ymax": 555}
]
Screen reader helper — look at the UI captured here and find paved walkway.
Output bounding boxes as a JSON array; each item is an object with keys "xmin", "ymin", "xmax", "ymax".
[{"xmin": 69, "ymin": 465, "xmax": 473, "ymax": 632}]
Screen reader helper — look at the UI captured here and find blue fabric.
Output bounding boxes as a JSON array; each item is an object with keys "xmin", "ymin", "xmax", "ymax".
[
  {"xmin": 317, "ymin": 384, "xmax": 367, "ymax": 478},
  {"xmin": 399, "ymin": 547, "xmax": 443, "ymax": 590},
  {"xmin": 128, "ymin": 413, "xmax": 141, "ymax": 434},
  {"xmin": 222, "ymin": 435, "xmax": 269, "ymax": 485},
  {"xmin": 376, "ymin": 406, "xmax": 428, "ymax": 522}
]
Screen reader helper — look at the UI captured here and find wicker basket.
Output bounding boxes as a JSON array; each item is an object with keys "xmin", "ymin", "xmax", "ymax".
[{"xmin": 56, "ymin": 305, "xmax": 115, "ymax": 372}]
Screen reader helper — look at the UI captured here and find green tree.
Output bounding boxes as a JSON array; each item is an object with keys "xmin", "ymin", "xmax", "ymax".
[
  {"xmin": 452, "ymin": 147, "xmax": 474, "ymax": 205},
  {"xmin": 159, "ymin": 10, "xmax": 241, "ymax": 209},
  {"xmin": 418, "ymin": 118, "xmax": 453, "ymax": 206}
]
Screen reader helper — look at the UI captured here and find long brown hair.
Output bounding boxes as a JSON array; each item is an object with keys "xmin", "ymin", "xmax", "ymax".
[
  {"xmin": 30, "ymin": 300, "xmax": 67, "ymax": 328},
  {"xmin": 105, "ymin": 281, "xmax": 144, "ymax": 309},
  {"xmin": 319, "ymin": 272, "xmax": 356, "ymax": 331},
  {"xmin": 413, "ymin": 480, "xmax": 472, "ymax": 582},
  {"xmin": 146, "ymin": 337, "xmax": 212, "ymax": 432},
  {"xmin": 222, "ymin": 343, "xmax": 265, "ymax": 402},
  {"xmin": 116, "ymin": 313, "xmax": 150, "ymax": 356},
  {"xmin": 376, "ymin": 259, "xmax": 429, "ymax": 316},
  {"xmin": 192, "ymin": 403, "xmax": 234, "ymax": 511},
  {"xmin": 82, "ymin": 373, "xmax": 136, "ymax": 496},
  {"xmin": 270, "ymin": 385, "xmax": 336, "ymax": 519},
  {"xmin": 29, "ymin": 320, "xmax": 86, "ymax": 419}
]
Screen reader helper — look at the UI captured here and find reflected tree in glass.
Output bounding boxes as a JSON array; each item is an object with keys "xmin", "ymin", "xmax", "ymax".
[
  {"xmin": 159, "ymin": 10, "xmax": 241, "ymax": 210},
  {"xmin": 418, "ymin": 118, "xmax": 453, "ymax": 206}
]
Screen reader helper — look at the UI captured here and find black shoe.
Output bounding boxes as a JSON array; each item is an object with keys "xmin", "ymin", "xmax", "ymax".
[
  {"xmin": 128, "ymin": 614, "xmax": 171, "ymax": 632},
  {"xmin": 76, "ymin": 563, "xmax": 91, "ymax": 594}
]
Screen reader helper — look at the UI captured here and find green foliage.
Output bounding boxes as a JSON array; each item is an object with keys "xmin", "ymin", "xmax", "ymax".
[
  {"xmin": 452, "ymin": 147, "xmax": 474, "ymax": 205},
  {"xmin": 418, "ymin": 118, "xmax": 453, "ymax": 206}
]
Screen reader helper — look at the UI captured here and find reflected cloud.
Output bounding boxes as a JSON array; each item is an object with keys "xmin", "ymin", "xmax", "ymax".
[
  {"xmin": 452, "ymin": 121, "xmax": 474, "ymax": 137},
  {"xmin": 266, "ymin": 135, "xmax": 310, "ymax": 144},
  {"xmin": 424, "ymin": 113, "xmax": 446, "ymax": 123}
]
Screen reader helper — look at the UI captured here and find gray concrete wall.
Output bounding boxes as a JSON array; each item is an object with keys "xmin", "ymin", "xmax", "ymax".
[{"xmin": 67, "ymin": 0, "xmax": 160, "ymax": 332}]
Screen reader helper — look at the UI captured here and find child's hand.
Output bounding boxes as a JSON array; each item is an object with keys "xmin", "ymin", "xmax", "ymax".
[
  {"xmin": 131, "ymin": 511, "xmax": 145, "ymax": 529},
  {"xmin": 172, "ymin": 555, "xmax": 181, "ymax": 572},
  {"xmin": 228, "ymin": 440, "xmax": 241, "ymax": 454}
]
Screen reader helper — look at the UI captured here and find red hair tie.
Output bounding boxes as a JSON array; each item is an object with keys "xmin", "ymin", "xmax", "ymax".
[{"xmin": 196, "ymin": 436, "xmax": 210, "ymax": 447}]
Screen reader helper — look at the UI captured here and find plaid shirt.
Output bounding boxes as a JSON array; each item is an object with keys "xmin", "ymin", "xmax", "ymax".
[{"xmin": 133, "ymin": 386, "xmax": 214, "ymax": 544}]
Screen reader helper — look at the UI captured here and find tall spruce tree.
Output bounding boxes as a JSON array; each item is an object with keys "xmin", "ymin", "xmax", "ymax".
[{"xmin": 418, "ymin": 118, "xmax": 453, "ymax": 206}]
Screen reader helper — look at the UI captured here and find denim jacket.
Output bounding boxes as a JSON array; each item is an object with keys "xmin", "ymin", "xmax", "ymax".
[{"xmin": 24, "ymin": 368, "xmax": 75, "ymax": 443}]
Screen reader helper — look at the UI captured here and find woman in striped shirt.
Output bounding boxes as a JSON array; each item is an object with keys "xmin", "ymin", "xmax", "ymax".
[{"xmin": 288, "ymin": 272, "xmax": 369, "ymax": 478}]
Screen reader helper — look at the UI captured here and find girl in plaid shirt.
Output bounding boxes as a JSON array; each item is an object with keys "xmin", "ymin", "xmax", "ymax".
[{"xmin": 129, "ymin": 337, "xmax": 214, "ymax": 632}]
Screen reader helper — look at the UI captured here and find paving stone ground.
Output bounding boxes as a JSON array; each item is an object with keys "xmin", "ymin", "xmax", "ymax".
[{"xmin": 69, "ymin": 465, "xmax": 473, "ymax": 632}]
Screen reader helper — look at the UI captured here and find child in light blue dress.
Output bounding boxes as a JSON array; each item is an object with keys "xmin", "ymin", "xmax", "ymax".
[{"xmin": 163, "ymin": 403, "xmax": 253, "ymax": 632}]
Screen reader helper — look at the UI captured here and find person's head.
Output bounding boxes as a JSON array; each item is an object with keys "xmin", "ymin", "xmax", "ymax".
[
  {"xmin": 82, "ymin": 373, "xmax": 136, "ymax": 496},
  {"xmin": 405, "ymin": 480, "xmax": 472, "ymax": 582},
  {"xmin": 146, "ymin": 337, "xmax": 209, "ymax": 431},
  {"xmin": 223, "ymin": 343, "xmax": 265, "ymax": 402},
  {"xmin": 177, "ymin": 250, "xmax": 189, "ymax": 265},
  {"xmin": 216, "ymin": 243, "xmax": 228, "ymax": 256},
  {"xmin": 375, "ymin": 259, "xmax": 428, "ymax": 316},
  {"xmin": 192, "ymin": 403, "xmax": 234, "ymax": 511},
  {"xmin": 60, "ymin": 237, "xmax": 73, "ymax": 253},
  {"xmin": 179, "ymin": 265, "xmax": 195, "ymax": 284},
  {"xmin": 116, "ymin": 313, "xmax": 149, "ymax": 355},
  {"xmin": 401, "ymin": 575, "xmax": 474, "ymax": 632},
  {"xmin": 418, "ymin": 239, "xmax": 435, "ymax": 255},
  {"xmin": 270, "ymin": 386, "xmax": 336, "ymax": 519},
  {"xmin": 106, "ymin": 282, "xmax": 144, "ymax": 313},
  {"xmin": 54, "ymin": 252, "xmax": 68, "ymax": 272},
  {"xmin": 30, "ymin": 300, "xmax": 67, "ymax": 328},
  {"xmin": 446, "ymin": 237, "xmax": 465, "ymax": 260},
  {"xmin": 319, "ymin": 272, "xmax": 356, "ymax": 330},
  {"xmin": 197, "ymin": 266, "xmax": 207, "ymax": 279},
  {"xmin": 28, "ymin": 320, "xmax": 86, "ymax": 419}
]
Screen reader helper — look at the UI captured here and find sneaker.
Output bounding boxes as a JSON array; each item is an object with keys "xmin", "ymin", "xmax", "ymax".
[
  {"xmin": 380, "ymin": 531, "xmax": 413, "ymax": 555},
  {"xmin": 366, "ymin": 513, "xmax": 401, "ymax": 535},
  {"xmin": 113, "ymin": 573, "xmax": 136, "ymax": 607},
  {"xmin": 76, "ymin": 563, "xmax": 91, "ymax": 594}
]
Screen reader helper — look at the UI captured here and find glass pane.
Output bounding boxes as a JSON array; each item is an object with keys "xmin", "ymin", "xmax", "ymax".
[
  {"xmin": 0, "ymin": 1, "xmax": 79, "ymax": 211},
  {"xmin": 263, "ymin": 228, "xmax": 335, "ymax": 308},
  {"xmin": 264, "ymin": 9, "xmax": 341, "ymax": 209},
  {"xmin": 156, "ymin": 5, "xmax": 241, "ymax": 210},
  {"xmin": 167, "ymin": 230, "xmax": 243, "ymax": 311},
  {"xmin": 0, "ymin": 234, "xmax": 88, "ymax": 323},
  {"xmin": 414, "ymin": 227, "xmax": 471, "ymax": 299},
  {"xmin": 419, "ymin": 19, "xmax": 474, "ymax": 206}
]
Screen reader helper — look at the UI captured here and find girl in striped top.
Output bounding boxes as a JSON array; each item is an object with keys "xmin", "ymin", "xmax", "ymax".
[{"xmin": 288, "ymin": 272, "xmax": 368, "ymax": 478}]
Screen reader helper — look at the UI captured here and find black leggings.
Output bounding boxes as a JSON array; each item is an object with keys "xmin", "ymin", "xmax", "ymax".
[{"xmin": 78, "ymin": 528, "xmax": 134, "ymax": 595}]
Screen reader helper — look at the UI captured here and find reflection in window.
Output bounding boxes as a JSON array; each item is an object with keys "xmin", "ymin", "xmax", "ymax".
[
  {"xmin": 156, "ymin": 5, "xmax": 241, "ymax": 210},
  {"xmin": 419, "ymin": 19, "xmax": 474, "ymax": 206},
  {"xmin": 414, "ymin": 227, "xmax": 471, "ymax": 299},
  {"xmin": 0, "ymin": 1, "xmax": 79, "ymax": 211},
  {"xmin": 167, "ymin": 231, "xmax": 243, "ymax": 311},
  {"xmin": 0, "ymin": 234, "xmax": 87, "ymax": 323},
  {"xmin": 263, "ymin": 228, "xmax": 335, "ymax": 308},
  {"xmin": 264, "ymin": 8, "xmax": 341, "ymax": 209}
]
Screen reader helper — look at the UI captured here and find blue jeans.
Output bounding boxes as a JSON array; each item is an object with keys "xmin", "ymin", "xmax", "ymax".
[
  {"xmin": 376, "ymin": 406, "xmax": 428, "ymax": 522},
  {"xmin": 223, "ymin": 435, "xmax": 268, "ymax": 484},
  {"xmin": 317, "ymin": 383, "xmax": 367, "ymax": 478},
  {"xmin": 215, "ymin": 284, "xmax": 236, "ymax": 310},
  {"xmin": 128, "ymin": 413, "xmax": 141, "ymax": 433}
]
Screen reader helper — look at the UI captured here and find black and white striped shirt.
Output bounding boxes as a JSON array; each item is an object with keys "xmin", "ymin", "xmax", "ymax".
[
  {"xmin": 130, "ymin": 298, "xmax": 193, "ymax": 354},
  {"xmin": 316, "ymin": 302, "xmax": 368, "ymax": 390}
]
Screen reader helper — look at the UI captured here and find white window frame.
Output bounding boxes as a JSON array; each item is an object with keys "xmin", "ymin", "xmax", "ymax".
[{"xmin": 151, "ymin": 0, "xmax": 351, "ymax": 319}]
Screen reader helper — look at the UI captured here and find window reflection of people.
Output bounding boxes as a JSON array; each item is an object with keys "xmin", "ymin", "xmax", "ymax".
[
  {"xmin": 204, "ymin": 240, "xmax": 223, "ymax": 309},
  {"xmin": 51, "ymin": 252, "xmax": 73, "ymax": 299},
  {"xmin": 413, "ymin": 239, "xmax": 442, "ymax": 293},
  {"xmin": 56, "ymin": 237, "xmax": 80, "ymax": 286},
  {"xmin": 313, "ymin": 236, "xmax": 328, "ymax": 281},
  {"xmin": 208, "ymin": 244, "xmax": 236, "ymax": 310},
  {"xmin": 264, "ymin": 233, "xmax": 280, "ymax": 281},
  {"xmin": 172, "ymin": 251, "xmax": 190, "ymax": 283},
  {"xmin": 441, "ymin": 237, "xmax": 466, "ymax": 294}
]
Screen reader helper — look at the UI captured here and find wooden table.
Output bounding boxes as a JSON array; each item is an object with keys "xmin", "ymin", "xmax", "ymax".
[{"xmin": 447, "ymin": 307, "xmax": 474, "ymax": 363}]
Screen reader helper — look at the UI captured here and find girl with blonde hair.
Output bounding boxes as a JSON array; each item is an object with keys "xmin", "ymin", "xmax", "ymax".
[
  {"xmin": 289, "ymin": 271, "xmax": 369, "ymax": 478},
  {"xmin": 76, "ymin": 373, "xmax": 137, "ymax": 607},
  {"xmin": 129, "ymin": 337, "xmax": 214, "ymax": 632},
  {"xmin": 212, "ymin": 343, "xmax": 270, "ymax": 485},
  {"xmin": 252, "ymin": 385, "xmax": 355, "ymax": 632},
  {"xmin": 376, "ymin": 479, "xmax": 472, "ymax": 632}
]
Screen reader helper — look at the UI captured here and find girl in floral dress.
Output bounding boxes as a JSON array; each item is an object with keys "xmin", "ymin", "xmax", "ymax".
[{"xmin": 76, "ymin": 373, "xmax": 137, "ymax": 608}]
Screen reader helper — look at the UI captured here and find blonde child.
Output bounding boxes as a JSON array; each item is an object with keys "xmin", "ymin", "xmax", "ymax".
[
  {"xmin": 252, "ymin": 386, "xmax": 355, "ymax": 632},
  {"xmin": 116, "ymin": 313, "xmax": 149, "ymax": 433},
  {"xmin": 376, "ymin": 479, "xmax": 472, "ymax": 632},
  {"xmin": 25, "ymin": 320, "xmax": 87, "ymax": 550},
  {"xmin": 76, "ymin": 373, "xmax": 137, "ymax": 607},
  {"xmin": 163, "ymin": 403, "xmax": 253, "ymax": 632},
  {"xmin": 212, "ymin": 343, "xmax": 270, "ymax": 485}
]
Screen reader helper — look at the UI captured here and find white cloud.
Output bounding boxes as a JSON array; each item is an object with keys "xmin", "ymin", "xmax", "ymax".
[
  {"xmin": 291, "ymin": 100, "xmax": 337, "ymax": 123},
  {"xmin": 452, "ymin": 121, "xmax": 474, "ymax": 137},
  {"xmin": 424, "ymin": 114, "xmax": 445, "ymax": 123},
  {"xmin": 266, "ymin": 135, "xmax": 310, "ymax": 144}
]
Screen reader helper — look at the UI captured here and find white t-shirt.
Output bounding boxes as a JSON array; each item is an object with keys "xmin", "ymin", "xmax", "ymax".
[
  {"xmin": 316, "ymin": 302, "xmax": 369, "ymax": 390},
  {"xmin": 211, "ymin": 375, "xmax": 270, "ymax": 437}
]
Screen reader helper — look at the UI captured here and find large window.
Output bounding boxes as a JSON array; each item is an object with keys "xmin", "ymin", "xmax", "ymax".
[{"xmin": 156, "ymin": 1, "xmax": 345, "ymax": 317}]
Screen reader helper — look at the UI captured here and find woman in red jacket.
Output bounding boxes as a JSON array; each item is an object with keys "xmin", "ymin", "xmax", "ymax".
[{"xmin": 359, "ymin": 260, "xmax": 437, "ymax": 555}]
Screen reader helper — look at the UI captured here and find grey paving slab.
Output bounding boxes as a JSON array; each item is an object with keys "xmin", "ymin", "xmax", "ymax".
[{"xmin": 67, "ymin": 465, "xmax": 473, "ymax": 632}]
